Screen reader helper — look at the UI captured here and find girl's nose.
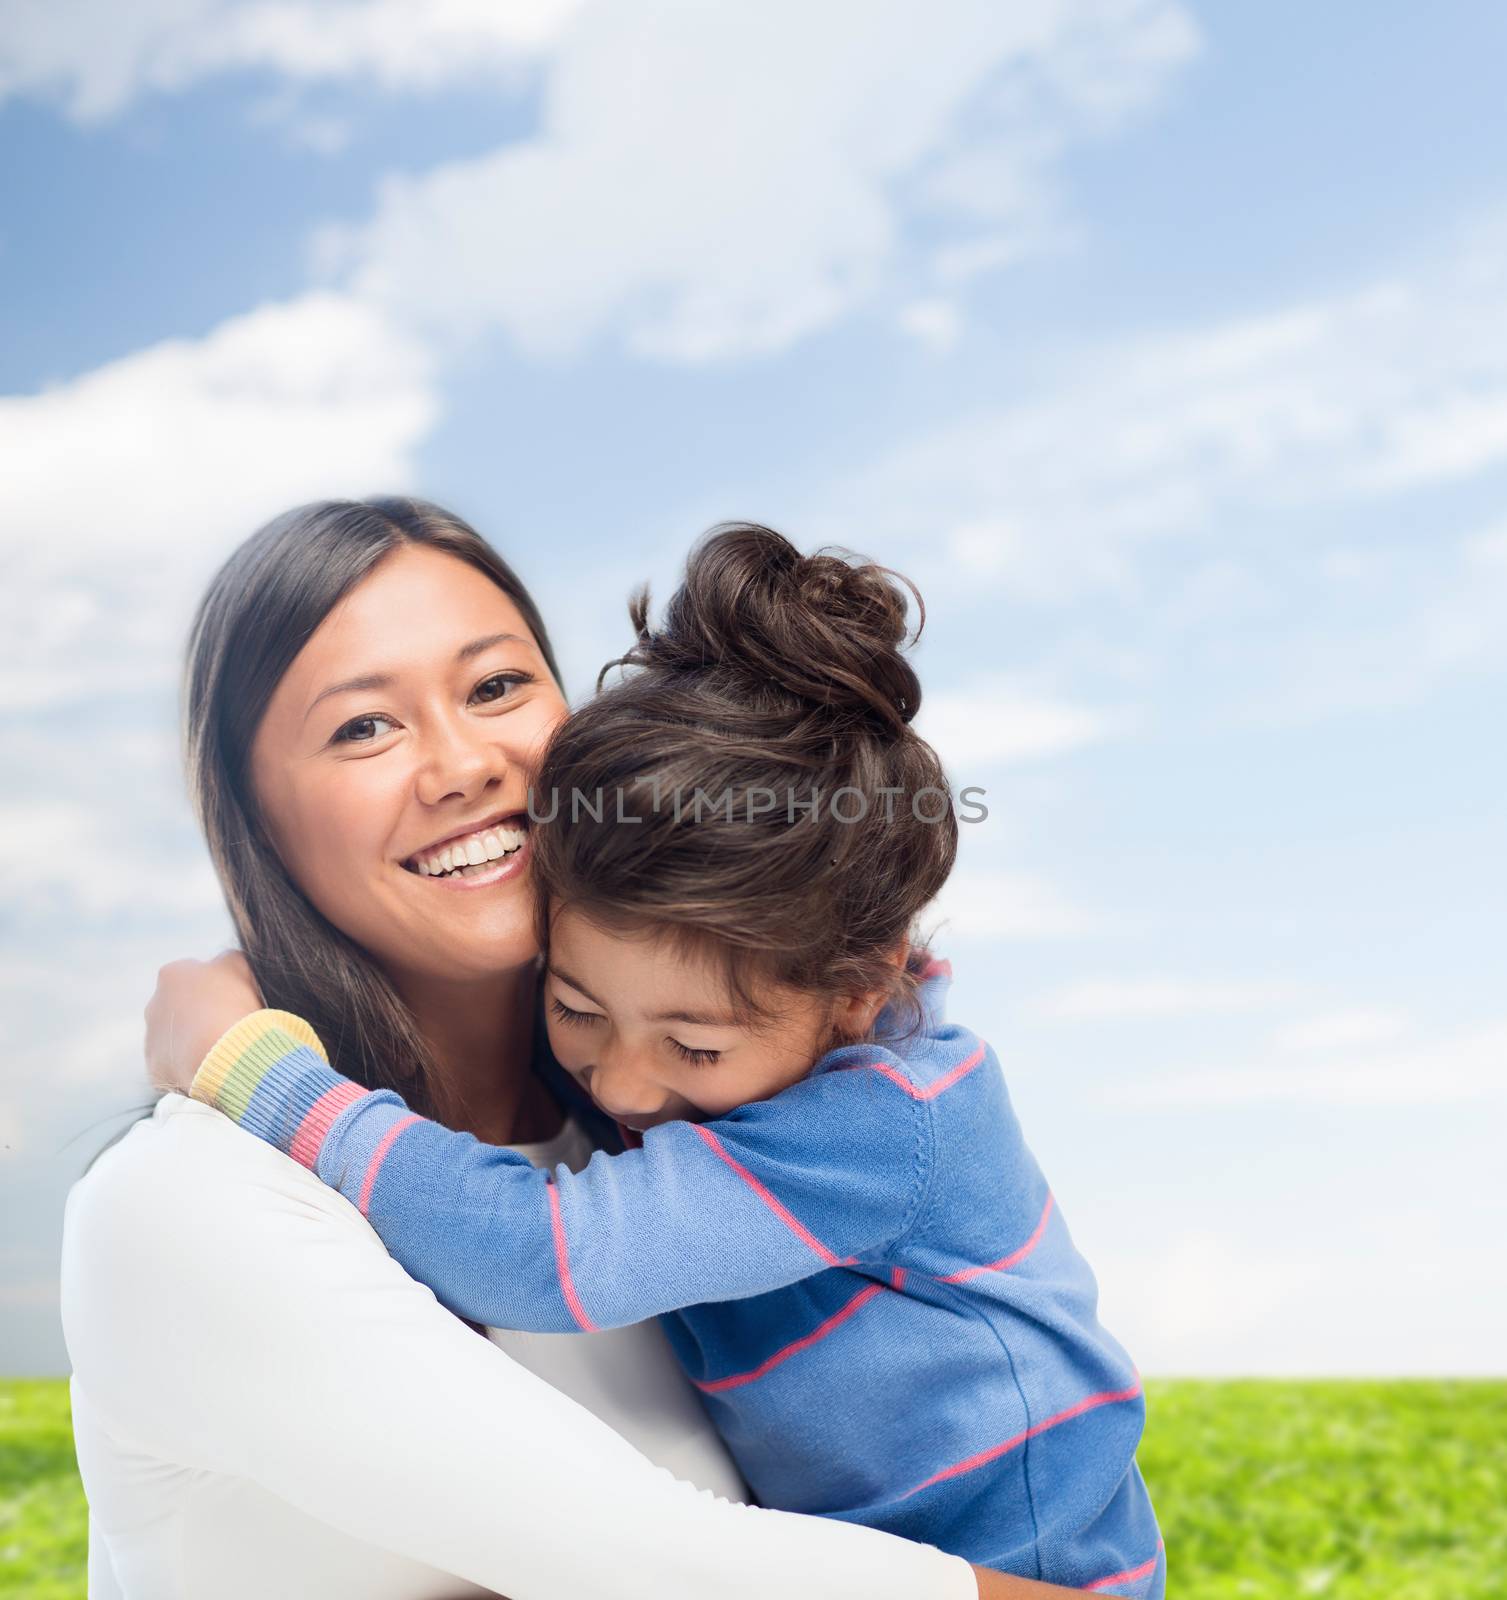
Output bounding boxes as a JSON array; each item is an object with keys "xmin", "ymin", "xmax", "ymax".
[{"xmin": 589, "ymin": 1052, "xmax": 668, "ymax": 1124}]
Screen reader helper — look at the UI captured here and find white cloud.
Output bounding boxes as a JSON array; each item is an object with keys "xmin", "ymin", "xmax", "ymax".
[
  {"xmin": 1115, "ymin": 1019, "xmax": 1507, "ymax": 1108},
  {"xmin": 898, "ymin": 299, "xmax": 963, "ymax": 354},
  {"xmin": 1247, "ymin": 546, "xmax": 1507, "ymax": 721},
  {"xmin": 1037, "ymin": 976, "xmax": 1299, "ymax": 1021},
  {"xmin": 1274, "ymin": 1009, "xmax": 1407, "ymax": 1053},
  {"xmin": 916, "ymin": 674, "xmax": 1121, "ymax": 770},
  {"xmin": 0, "ymin": 0, "xmax": 580, "ymax": 120},
  {"xmin": 1091, "ymin": 1217, "xmax": 1507, "ymax": 1376},
  {"xmin": 834, "ymin": 242, "xmax": 1507, "ymax": 607},
  {"xmin": 1467, "ymin": 521, "xmax": 1507, "ymax": 569},
  {"xmin": 4, "ymin": 3, "xmax": 1198, "ymax": 367},
  {"xmin": 0, "ymin": 927, "xmax": 216, "ymax": 1164},
  {"xmin": 325, "ymin": 0, "xmax": 1198, "ymax": 363},
  {"xmin": 0, "ymin": 800, "xmax": 223, "ymax": 919},
  {"xmin": 0, "ymin": 291, "xmax": 434, "ymax": 568},
  {"xmin": 1096, "ymin": 1231, "xmax": 1324, "ymax": 1371},
  {"xmin": 925, "ymin": 868, "xmax": 1105, "ymax": 940},
  {"xmin": 30, "ymin": 1015, "xmax": 154, "ymax": 1094},
  {"xmin": 0, "ymin": 291, "xmax": 437, "ymax": 711}
]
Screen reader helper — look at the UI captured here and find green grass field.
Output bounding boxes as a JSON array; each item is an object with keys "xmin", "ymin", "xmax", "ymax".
[{"xmin": 2, "ymin": 1378, "xmax": 1503, "ymax": 1597}]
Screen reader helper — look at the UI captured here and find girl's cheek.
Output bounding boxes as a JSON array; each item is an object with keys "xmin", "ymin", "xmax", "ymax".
[{"xmin": 545, "ymin": 1019, "xmax": 583, "ymax": 1073}]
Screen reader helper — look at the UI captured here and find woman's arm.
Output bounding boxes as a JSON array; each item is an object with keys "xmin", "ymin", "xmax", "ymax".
[
  {"xmin": 61, "ymin": 1101, "xmax": 978, "ymax": 1600},
  {"xmin": 187, "ymin": 1014, "xmax": 932, "ymax": 1332}
]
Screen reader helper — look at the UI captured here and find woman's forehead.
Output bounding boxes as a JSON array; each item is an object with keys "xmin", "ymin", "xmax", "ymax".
[
  {"xmin": 321, "ymin": 545, "xmax": 529, "ymax": 650},
  {"xmin": 282, "ymin": 546, "xmax": 538, "ymax": 691}
]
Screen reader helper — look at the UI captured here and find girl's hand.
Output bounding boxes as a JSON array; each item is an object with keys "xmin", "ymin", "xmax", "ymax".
[
  {"xmin": 970, "ymin": 1565, "xmax": 1093, "ymax": 1598},
  {"xmin": 145, "ymin": 950, "xmax": 264, "ymax": 1095}
]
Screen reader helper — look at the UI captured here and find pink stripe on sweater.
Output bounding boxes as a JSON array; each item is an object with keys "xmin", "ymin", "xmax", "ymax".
[
  {"xmin": 857, "ymin": 1041, "xmax": 986, "ymax": 1101},
  {"xmin": 691, "ymin": 1123, "xmax": 843, "ymax": 1266},
  {"xmin": 1083, "ymin": 1540, "xmax": 1163, "ymax": 1593},
  {"xmin": 916, "ymin": 957, "xmax": 954, "ymax": 981},
  {"xmin": 695, "ymin": 1281, "xmax": 885, "ymax": 1394},
  {"xmin": 900, "ymin": 1380, "xmax": 1144, "ymax": 1499},
  {"xmin": 289, "ymin": 1081, "xmax": 367, "ymax": 1170},
  {"xmin": 546, "ymin": 1181, "xmax": 599, "ymax": 1332},
  {"xmin": 936, "ymin": 1192, "xmax": 1056, "ymax": 1284},
  {"xmin": 356, "ymin": 1114, "xmax": 421, "ymax": 1216}
]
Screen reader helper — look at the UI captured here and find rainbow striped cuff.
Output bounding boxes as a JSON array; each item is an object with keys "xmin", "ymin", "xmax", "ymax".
[{"xmin": 190, "ymin": 1009, "xmax": 369, "ymax": 1169}]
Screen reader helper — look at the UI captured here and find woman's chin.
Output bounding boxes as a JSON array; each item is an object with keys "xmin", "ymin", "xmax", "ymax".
[{"xmin": 373, "ymin": 857, "xmax": 541, "ymax": 982}]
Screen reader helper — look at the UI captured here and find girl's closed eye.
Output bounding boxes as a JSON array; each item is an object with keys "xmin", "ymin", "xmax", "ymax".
[
  {"xmin": 550, "ymin": 997, "xmax": 718, "ymax": 1067},
  {"xmin": 550, "ymin": 996, "xmax": 601, "ymax": 1027},
  {"xmin": 669, "ymin": 1039, "xmax": 721, "ymax": 1066}
]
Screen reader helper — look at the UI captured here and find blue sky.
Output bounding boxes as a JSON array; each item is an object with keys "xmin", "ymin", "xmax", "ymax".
[{"xmin": 2, "ymin": 1, "xmax": 1504, "ymax": 1376}]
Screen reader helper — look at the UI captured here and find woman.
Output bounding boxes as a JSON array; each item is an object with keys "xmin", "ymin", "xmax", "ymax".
[{"xmin": 61, "ymin": 498, "xmax": 1103, "ymax": 1599}]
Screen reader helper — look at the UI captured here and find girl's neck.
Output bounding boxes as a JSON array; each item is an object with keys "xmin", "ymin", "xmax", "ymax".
[{"xmin": 396, "ymin": 958, "xmax": 564, "ymax": 1146}]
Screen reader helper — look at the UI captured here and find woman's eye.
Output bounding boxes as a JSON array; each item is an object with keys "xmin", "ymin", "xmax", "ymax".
[
  {"xmin": 332, "ymin": 714, "xmax": 397, "ymax": 745},
  {"xmin": 669, "ymin": 1040, "xmax": 721, "ymax": 1067},
  {"xmin": 472, "ymin": 671, "xmax": 534, "ymax": 705},
  {"xmin": 550, "ymin": 997, "xmax": 602, "ymax": 1026}
]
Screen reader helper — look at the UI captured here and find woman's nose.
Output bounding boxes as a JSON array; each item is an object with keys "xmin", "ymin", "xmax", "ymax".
[{"xmin": 413, "ymin": 710, "xmax": 509, "ymax": 808}]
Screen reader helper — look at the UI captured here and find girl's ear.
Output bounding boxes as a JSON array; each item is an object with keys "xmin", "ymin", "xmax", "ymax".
[
  {"xmin": 826, "ymin": 997, "xmax": 870, "ymax": 1050},
  {"xmin": 829, "ymin": 953, "xmax": 907, "ymax": 1042},
  {"xmin": 830, "ymin": 990, "xmax": 876, "ymax": 1039}
]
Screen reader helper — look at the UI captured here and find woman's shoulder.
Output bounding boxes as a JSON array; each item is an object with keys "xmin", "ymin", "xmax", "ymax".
[
  {"xmin": 70, "ymin": 1093, "xmax": 356, "ymax": 1227},
  {"xmin": 63, "ymin": 1095, "xmax": 375, "ymax": 1331},
  {"xmin": 61, "ymin": 1096, "xmax": 397, "ymax": 1452}
]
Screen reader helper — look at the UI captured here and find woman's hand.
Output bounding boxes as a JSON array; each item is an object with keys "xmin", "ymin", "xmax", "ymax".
[{"xmin": 145, "ymin": 950, "xmax": 264, "ymax": 1094}]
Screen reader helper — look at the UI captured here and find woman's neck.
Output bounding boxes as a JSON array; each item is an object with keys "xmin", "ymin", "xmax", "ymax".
[{"xmin": 396, "ymin": 958, "xmax": 564, "ymax": 1146}]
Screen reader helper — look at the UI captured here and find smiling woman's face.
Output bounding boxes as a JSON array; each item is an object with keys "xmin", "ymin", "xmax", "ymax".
[{"xmin": 248, "ymin": 543, "xmax": 569, "ymax": 988}]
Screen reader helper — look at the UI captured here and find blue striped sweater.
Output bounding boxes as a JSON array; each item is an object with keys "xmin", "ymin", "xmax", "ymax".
[{"xmin": 192, "ymin": 956, "xmax": 1163, "ymax": 1593}]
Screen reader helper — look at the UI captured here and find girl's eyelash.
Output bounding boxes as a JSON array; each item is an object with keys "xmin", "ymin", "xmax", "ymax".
[
  {"xmin": 550, "ymin": 997, "xmax": 720, "ymax": 1066},
  {"xmin": 550, "ymin": 997, "xmax": 600, "ymax": 1026},
  {"xmin": 670, "ymin": 1040, "xmax": 722, "ymax": 1066},
  {"xmin": 330, "ymin": 670, "xmax": 536, "ymax": 745}
]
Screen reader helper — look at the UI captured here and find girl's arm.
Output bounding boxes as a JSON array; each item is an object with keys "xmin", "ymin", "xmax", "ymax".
[
  {"xmin": 63, "ymin": 1100, "xmax": 981, "ymax": 1600},
  {"xmin": 190, "ymin": 1012, "xmax": 935, "ymax": 1332}
]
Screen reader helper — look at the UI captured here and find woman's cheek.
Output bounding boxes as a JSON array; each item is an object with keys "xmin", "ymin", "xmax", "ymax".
[{"xmin": 283, "ymin": 774, "xmax": 396, "ymax": 935}]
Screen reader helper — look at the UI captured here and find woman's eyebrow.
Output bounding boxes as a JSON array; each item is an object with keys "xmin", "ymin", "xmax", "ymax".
[{"xmin": 304, "ymin": 634, "xmax": 530, "ymax": 721}]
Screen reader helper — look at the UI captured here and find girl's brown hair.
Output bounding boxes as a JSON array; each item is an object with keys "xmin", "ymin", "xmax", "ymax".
[
  {"xmin": 185, "ymin": 496, "xmax": 561, "ymax": 1117},
  {"xmin": 529, "ymin": 522, "xmax": 957, "ymax": 1046}
]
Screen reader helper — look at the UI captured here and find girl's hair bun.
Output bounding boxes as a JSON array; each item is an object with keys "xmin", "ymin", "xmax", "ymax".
[{"xmin": 618, "ymin": 522, "xmax": 925, "ymax": 732}]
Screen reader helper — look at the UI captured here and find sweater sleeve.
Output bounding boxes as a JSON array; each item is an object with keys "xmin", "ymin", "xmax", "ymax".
[
  {"xmin": 62, "ymin": 1097, "xmax": 977, "ymax": 1600},
  {"xmin": 189, "ymin": 1013, "xmax": 935, "ymax": 1333}
]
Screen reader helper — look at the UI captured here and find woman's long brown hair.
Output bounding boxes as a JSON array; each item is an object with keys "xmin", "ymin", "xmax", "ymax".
[{"xmin": 185, "ymin": 496, "xmax": 561, "ymax": 1117}]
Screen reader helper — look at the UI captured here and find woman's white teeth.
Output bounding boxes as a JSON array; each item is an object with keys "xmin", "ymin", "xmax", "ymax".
[{"xmin": 413, "ymin": 824, "xmax": 525, "ymax": 877}]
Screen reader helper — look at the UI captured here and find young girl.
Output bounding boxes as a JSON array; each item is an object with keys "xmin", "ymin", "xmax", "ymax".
[{"xmin": 166, "ymin": 524, "xmax": 1163, "ymax": 1596}]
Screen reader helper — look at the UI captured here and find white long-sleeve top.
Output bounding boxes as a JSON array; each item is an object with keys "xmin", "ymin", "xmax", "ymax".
[{"xmin": 61, "ymin": 1093, "xmax": 976, "ymax": 1600}]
